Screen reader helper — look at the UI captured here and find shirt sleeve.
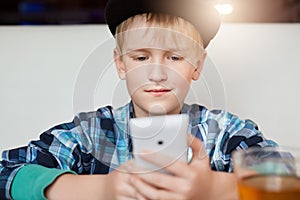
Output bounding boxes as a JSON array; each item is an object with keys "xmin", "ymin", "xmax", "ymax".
[
  {"xmin": 209, "ymin": 111, "xmax": 277, "ymax": 172},
  {"xmin": 0, "ymin": 106, "xmax": 115, "ymax": 200},
  {"xmin": 11, "ymin": 164, "xmax": 76, "ymax": 200},
  {"xmin": 196, "ymin": 108, "xmax": 277, "ymax": 173},
  {"xmin": 0, "ymin": 116, "xmax": 88, "ymax": 199}
]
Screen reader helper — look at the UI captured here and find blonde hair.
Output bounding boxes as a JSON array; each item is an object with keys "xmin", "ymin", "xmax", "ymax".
[{"xmin": 115, "ymin": 13, "xmax": 204, "ymax": 54}]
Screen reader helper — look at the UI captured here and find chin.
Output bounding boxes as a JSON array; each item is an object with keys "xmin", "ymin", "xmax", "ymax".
[
  {"xmin": 147, "ymin": 103, "xmax": 180, "ymax": 116},
  {"xmin": 147, "ymin": 104, "xmax": 167, "ymax": 115}
]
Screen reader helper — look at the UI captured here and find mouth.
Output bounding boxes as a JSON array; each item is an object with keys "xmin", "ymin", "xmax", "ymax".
[{"xmin": 144, "ymin": 88, "xmax": 172, "ymax": 97}]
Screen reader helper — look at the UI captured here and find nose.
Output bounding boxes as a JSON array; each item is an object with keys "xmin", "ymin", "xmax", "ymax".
[{"xmin": 148, "ymin": 64, "xmax": 167, "ymax": 83}]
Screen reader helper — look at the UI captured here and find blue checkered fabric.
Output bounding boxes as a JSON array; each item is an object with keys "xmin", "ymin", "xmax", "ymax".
[{"xmin": 0, "ymin": 102, "xmax": 276, "ymax": 199}]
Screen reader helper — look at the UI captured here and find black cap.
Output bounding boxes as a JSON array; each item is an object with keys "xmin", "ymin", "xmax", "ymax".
[{"xmin": 105, "ymin": 0, "xmax": 221, "ymax": 48}]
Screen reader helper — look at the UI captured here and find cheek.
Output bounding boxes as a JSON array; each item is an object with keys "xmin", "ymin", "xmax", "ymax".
[
  {"xmin": 167, "ymin": 68, "xmax": 193, "ymax": 95},
  {"xmin": 167, "ymin": 66, "xmax": 194, "ymax": 86},
  {"xmin": 125, "ymin": 65, "xmax": 149, "ymax": 95}
]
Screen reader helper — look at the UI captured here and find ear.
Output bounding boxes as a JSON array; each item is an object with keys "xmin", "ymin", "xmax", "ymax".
[
  {"xmin": 114, "ymin": 48, "xmax": 126, "ymax": 80},
  {"xmin": 192, "ymin": 51, "xmax": 207, "ymax": 81}
]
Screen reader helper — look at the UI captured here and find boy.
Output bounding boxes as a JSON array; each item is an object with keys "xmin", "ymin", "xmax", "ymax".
[{"xmin": 0, "ymin": 0, "xmax": 275, "ymax": 199}]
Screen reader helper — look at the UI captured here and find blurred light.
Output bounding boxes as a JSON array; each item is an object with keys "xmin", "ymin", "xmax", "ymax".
[
  {"xmin": 19, "ymin": 2, "xmax": 46, "ymax": 13},
  {"xmin": 214, "ymin": 3, "xmax": 233, "ymax": 15}
]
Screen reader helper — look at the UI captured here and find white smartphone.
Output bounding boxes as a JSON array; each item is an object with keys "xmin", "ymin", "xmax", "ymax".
[{"xmin": 129, "ymin": 114, "xmax": 189, "ymax": 173}]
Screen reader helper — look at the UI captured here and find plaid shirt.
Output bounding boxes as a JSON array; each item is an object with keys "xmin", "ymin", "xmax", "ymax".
[{"xmin": 0, "ymin": 102, "xmax": 275, "ymax": 199}]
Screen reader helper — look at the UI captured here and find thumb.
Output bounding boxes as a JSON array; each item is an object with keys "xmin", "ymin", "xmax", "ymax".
[{"xmin": 188, "ymin": 134, "xmax": 208, "ymax": 162}]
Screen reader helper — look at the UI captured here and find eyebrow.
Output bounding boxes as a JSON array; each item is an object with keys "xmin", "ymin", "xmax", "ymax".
[{"xmin": 123, "ymin": 47, "xmax": 188, "ymax": 54}]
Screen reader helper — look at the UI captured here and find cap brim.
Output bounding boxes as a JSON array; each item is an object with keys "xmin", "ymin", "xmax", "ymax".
[{"xmin": 105, "ymin": 0, "xmax": 220, "ymax": 48}]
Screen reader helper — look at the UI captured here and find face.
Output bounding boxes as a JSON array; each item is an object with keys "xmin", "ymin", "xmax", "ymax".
[{"xmin": 114, "ymin": 17, "xmax": 206, "ymax": 117}]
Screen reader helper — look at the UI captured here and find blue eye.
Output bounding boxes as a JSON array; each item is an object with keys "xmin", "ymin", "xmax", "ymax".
[
  {"xmin": 135, "ymin": 56, "xmax": 148, "ymax": 61},
  {"xmin": 171, "ymin": 56, "xmax": 180, "ymax": 61},
  {"xmin": 168, "ymin": 56, "xmax": 183, "ymax": 61}
]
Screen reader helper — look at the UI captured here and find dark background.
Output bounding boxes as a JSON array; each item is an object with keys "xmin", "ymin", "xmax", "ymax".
[{"xmin": 0, "ymin": 0, "xmax": 299, "ymax": 25}]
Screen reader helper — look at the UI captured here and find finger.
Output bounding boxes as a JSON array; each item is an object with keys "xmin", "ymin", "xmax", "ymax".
[
  {"xmin": 117, "ymin": 197, "xmax": 138, "ymax": 200},
  {"xmin": 131, "ymin": 175, "xmax": 183, "ymax": 200},
  {"xmin": 131, "ymin": 175, "xmax": 160, "ymax": 199},
  {"xmin": 110, "ymin": 172, "xmax": 138, "ymax": 198},
  {"xmin": 120, "ymin": 160, "xmax": 136, "ymax": 173},
  {"xmin": 188, "ymin": 134, "xmax": 208, "ymax": 162},
  {"xmin": 117, "ymin": 183, "xmax": 138, "ymax": 198},
  {"xmin": 136, "ymin": 171, "xmax": 189, "ymax": 193},
  {"xmin": 112, "ymin": 161, "xmax": 140, "ymax": 198},
  {"xmin": 136, "ymin": 192, "xmax": 148, "ymax": 200},
  {"xmin": 138, "ymin": 151, "xmax": 189, "ymax": 177}
]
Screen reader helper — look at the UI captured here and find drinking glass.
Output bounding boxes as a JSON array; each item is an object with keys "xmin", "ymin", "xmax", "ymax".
[{"xmin": 233, "ymin": 146, "xmax": 300, "ymax": 200}]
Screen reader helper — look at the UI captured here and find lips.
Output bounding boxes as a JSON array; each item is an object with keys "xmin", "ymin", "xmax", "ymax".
[{"xmin": 144, "ymin": 88, "xmax": 171, "ymax": 97}]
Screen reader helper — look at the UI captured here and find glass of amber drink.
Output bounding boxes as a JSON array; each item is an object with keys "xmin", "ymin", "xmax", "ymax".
[{"xmin": 233, "ymin": 146, "xmax": 300, "ymax": 200}]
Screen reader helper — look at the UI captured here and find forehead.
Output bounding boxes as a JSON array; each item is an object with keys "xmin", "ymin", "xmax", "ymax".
[{"xmin": 118, "ymin": 15, "xmax": 203, "ymax": 54}]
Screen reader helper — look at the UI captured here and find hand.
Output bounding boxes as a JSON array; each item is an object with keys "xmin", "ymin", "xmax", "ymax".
[
  {"xmin": 130, "ymin": 135, "xmax": 238, "ymax": 200},
  {"xmin": 106, "ymin": 160, "xmax": 145, "ymax": 200},
  {"xmin": 45, "ymin": 160, "xmax": 143, "ymax": 200}
]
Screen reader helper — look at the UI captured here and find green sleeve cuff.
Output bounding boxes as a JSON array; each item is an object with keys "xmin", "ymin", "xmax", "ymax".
[{"xmin": 11, "ymin": 164, "xmax": 76, "ymax": 200}]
